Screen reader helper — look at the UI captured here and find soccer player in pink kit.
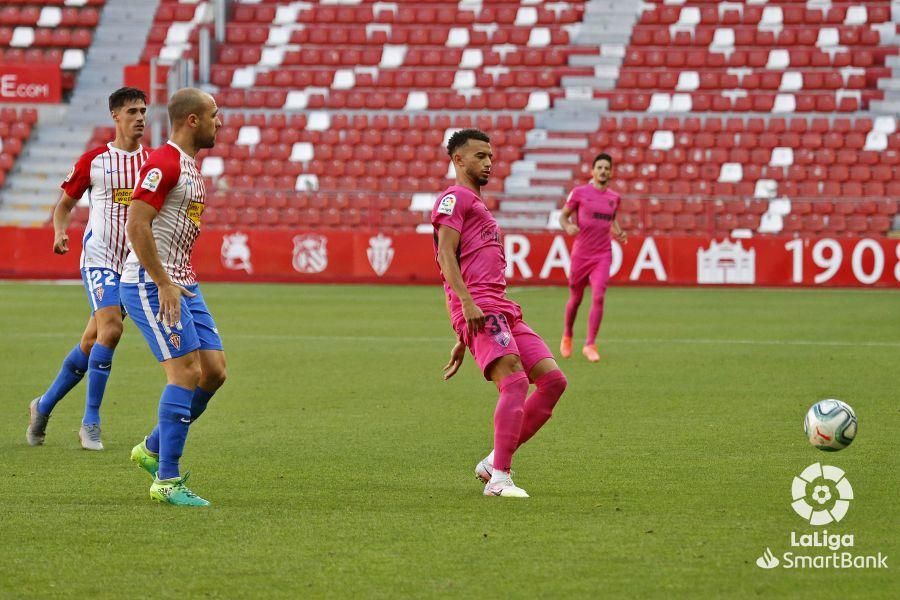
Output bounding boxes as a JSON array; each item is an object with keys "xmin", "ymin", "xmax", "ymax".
[
  {"xmin": 558, "ymin": 153, "xmax": 627, "ymax": 363},
  {"xmin": 433, "ymin": 129, "xmax": 568, "ymax": 498}
]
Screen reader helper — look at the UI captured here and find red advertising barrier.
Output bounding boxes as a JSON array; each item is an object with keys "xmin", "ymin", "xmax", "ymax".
[
  {"xmin": 1, "ymin": 227, "xmax": 899, "ymax": 288},
  {"xmin": 0, "ymin": 64, "xmax": 61, "ymax": 103}
]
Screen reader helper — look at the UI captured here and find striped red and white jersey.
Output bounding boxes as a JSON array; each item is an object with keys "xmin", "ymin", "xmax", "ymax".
[
  {"xmin": 61, "ymin": 143, "xmax": 151, "ymax": 273},
  {"xmin": 122, "ymin": 141, "xmax": 207, "ymax": 286}
]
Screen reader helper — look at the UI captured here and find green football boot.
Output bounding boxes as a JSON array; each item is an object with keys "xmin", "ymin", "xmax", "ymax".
[
  {"xmin": 130, "ymin": 439, "xmax": 159, "ymax": 479},
  {"xmin": 149, "ymin": 473, "xmax": 210, "ymax": 507}
]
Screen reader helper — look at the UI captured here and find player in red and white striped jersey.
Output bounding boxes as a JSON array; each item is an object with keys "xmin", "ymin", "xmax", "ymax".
[
  {"xmin": 122, "ymin": 88, "xmax": 226, "ymax": 506},
  {"xmin": 27, "ymin": 87, "xmax": 150, "ymax": 451}
]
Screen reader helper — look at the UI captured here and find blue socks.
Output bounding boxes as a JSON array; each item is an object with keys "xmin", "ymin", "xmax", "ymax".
[
  {"xmin": 146, "ymin": 387, "xmax": 216, "ymax": 453},
  {"xmin": 190, "ymin": 387, "xmax": 214, "ymax": 421},
  {"xmin": 145, "ymin": 385, "xmax": 215, "ymax": 479},
  {"xmin": 156, "ymin": 385, "xmax": 194, "ymax": 480},
  {"xmin": 83, "ymin": 343, "xmax": 114, "ymax": 425},
  {"xmin": 37, "ymin": 345, "xmax": 89, "ymax": 415}
]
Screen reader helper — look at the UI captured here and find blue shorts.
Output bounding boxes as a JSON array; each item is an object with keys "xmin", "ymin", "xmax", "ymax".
[
  {"xmin": 81, "ymin": 267, "xmax": 124, "ymax": 314},
  {"xmin": 121, "ymin": 274, "xmax": 223, "ymax": 362}
]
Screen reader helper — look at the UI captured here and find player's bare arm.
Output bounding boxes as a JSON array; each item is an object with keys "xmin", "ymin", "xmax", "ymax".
[
  {"xmin": 559, "ymin": 205, "xmax": 580, "ymax": 236},
  {"xmin": 436, "ymin": 224, "xmax": 484, "ymax": 338},
  {"xmin": 51, "ymin": 192, "xmax": 80, "ymax": 254},
  {"xmin": 126, "ymin": 199, "xmax": 195, "ymax": 328},
  {"xmin": 613, "ymin": 218, "xmax": 627, "ymax": 244}
]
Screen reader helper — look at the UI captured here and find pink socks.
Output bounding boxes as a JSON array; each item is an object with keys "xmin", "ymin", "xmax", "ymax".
[
  {"xmin": 492, "ymin": 372, "xmax": 530, "ymax": 472},
  {"xmin": 586, "ymin": 294, "xmax": 605, "ymax": 346},
  {"xmin": 517, "ymin": 370, "xmax": 567, "ymax": 448},
  {"xmin": 492, "ymin": 369, "xmax": 568, "ymax": 471},
  {"xmin": 564, "ymin": 285, "xmax": 585, "ymax": 338}
]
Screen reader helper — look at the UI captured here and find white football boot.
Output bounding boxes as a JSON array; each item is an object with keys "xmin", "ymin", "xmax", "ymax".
[
  {"xmin": 483, "ymin": 471, "xmax": 529, "ymax": 498},
  {"xmin": 475, "ymin": 457, "xmax": 493, "ymax": 483}
]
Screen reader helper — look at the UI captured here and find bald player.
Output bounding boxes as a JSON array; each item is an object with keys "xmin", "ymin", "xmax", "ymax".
[{"xmin": 122, "ymin": 88, "xmax": 225, "ymax": 506}]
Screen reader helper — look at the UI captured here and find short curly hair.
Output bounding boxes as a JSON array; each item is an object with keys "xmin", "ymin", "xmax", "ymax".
[{"xmin": 446, "ymin": 129, "xmax": 491, "ymax": 157}]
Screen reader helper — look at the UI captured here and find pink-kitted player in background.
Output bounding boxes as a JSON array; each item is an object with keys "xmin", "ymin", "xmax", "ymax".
[{"xmin": 559, "ymin": 153, "xmax": 628, "ymax": 363}]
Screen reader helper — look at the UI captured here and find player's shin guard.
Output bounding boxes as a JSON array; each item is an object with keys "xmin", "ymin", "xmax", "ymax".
[
  {"xmin": 517, "ymin": 370, "xmax": 567, "ymax": 448},
  {"xmin": 38, "ymin": 345, "xmax": 89, "ymax": 415},
  {"xmin": 156, "ymin": 385, "xmax": 194, "ymax": 480},
  {"xmin": 146, "ymin": 387, "xmax": 215, "ymax": 454},
  {"xmin": 492, "ymin": 372, "xmax": 530, "ymax": 472},
  {"xmin": 83, "ymin": 343, "xmax": 114, "ymax": 425}
]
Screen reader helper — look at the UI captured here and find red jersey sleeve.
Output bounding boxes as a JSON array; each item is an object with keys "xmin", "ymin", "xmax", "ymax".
[
  {"xmin": 132, "ymin": 149, "xmax": 180, "ymax": 211},
  {"xmin": 564, "ymin": 186, "xmax": 581, "ymax": 212},
  {"xmin": 432, "ymin": 188, "xmax": 473, "ymax": 233},
  {"xmin": 60, "ymin": 148, "xmax": 101, "ymax": 199}
]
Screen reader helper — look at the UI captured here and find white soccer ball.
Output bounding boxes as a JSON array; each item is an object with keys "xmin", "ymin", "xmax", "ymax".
[{"xmin": 804, "ymin": 399, "xmax": 857, "ymax": 451}]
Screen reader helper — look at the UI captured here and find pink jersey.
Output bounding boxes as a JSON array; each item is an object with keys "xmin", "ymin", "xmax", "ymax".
[
  {"xmin": 431, "ymin": 185, "xmax": 520, "ymax": 329},
  {"xmin": 122, "ymin": 141, "xmax": 207, "ymax": 286},
  {"xmin": 565, "ymin": 183, "xmax": 621, "ymax": 257},
  {"xmin": 61, "ymin": 143, "xmax": 151, "ymax": 272}
]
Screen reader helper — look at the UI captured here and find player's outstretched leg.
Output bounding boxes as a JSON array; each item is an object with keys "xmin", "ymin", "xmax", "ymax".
[
  {"xmin": 28, "ymin": 344, "xmax": 90, "ymax": 445},
  {"xmin": 484, "ymin": 367, "xmax": 530, "ymax": 498},
  {"xmin": 561, "ymin": 284, "xmax": 585, "ymax": 358}
]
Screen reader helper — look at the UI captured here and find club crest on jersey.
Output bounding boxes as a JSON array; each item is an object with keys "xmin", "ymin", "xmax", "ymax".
[
  {"xmin": 437, "ymin": 194, "xmax": 456, "ymax": 216},
  {"xmin": 367, "ymin": 233, "xmax": 394, "ymax": 277},
  {"xmin": 221, "ymin": 232, "xmax": 252, "ymax": 273},
  {"xmin": 493, "ymin": 330, "xmax": 512, "ymax": 348},
  {"xmin": 141, "ymin": 168, "xmax": 162, "ymax": 192},
  {"xmin": 94, "ymin": 286, "xmax": 104, "ymax": 302},
  {"xmin": 168, "ymin": 332, "xmax": 181, "ymax": 350},
  {"xmin": 292, "ymin": 234, "xmax": 328, "ymax": 274}
]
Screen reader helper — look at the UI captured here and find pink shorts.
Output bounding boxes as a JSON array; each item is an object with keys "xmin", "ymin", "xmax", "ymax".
[
  {"xmin": 569, "ymin": 252, "xmax": 612, "ymax": 291},
  {"xmin": 458, "ymin": 311, "xmax": 554, "ymax": 381}
]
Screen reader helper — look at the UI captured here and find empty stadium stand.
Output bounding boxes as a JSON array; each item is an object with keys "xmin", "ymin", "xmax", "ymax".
[
  {"xmin": 0, "ymin": 0, "xmax": 104, "ymax": 93},
  {"xmin": 3, "ymin": 0, "xmax": 896, "ymax": 237}
]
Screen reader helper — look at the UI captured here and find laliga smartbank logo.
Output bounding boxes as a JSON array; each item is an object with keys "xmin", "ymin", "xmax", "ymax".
[
  {"xmin": 791, "ymin": 462, "xmax": 853, "ymax": 525},
  {"xmin": 755, "ymin": 463, "xmax": 888, "ymax": 570}
]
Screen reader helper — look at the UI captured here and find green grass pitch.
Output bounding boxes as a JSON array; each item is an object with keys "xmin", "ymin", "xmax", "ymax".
[{"xmin": 0, "ymin": 281, "xmax": 897, "ymax": 598}]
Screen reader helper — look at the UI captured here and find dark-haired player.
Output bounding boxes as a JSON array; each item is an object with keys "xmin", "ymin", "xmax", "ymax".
[
  {"xmin": 27, "ymin": 87, "xmax": 150, "ymax": 450},
  {"xmin": 558, "ymin": 153, "xmax": 626, "ymax": 363},
  {"xmin": 433, "ymin": 129, "xmax": 568, "ymax": 498}
]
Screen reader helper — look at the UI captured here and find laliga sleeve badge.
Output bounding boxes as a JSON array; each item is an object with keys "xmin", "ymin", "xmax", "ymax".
[
  {"xmin": 64, "ymin": 166, "xmax": 75, "ymax": 182},
  {"xmin": 437, "ymin": 194, "xmax": 456, "ymax": 216},
  {"xmin": 141, "ymin": 168, "xmax": 163, "ymax": 192}
]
